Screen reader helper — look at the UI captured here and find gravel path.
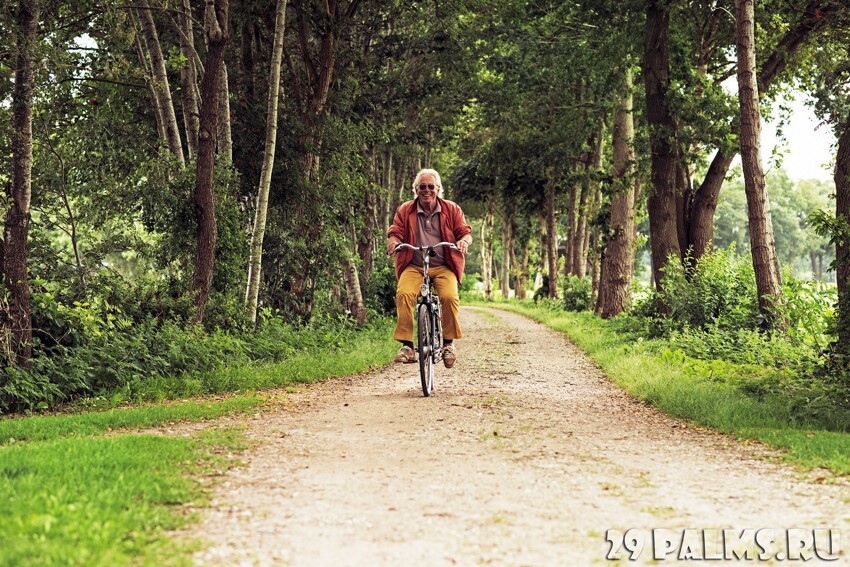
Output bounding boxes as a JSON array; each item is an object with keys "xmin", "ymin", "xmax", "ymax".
[{"xmin": 184, "ymin": 307, "xmax": 849, "ymax": 566}]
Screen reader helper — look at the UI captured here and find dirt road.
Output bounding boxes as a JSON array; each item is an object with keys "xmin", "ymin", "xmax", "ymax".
[{"xmin": 186, "ymin": 307, "xmax": 848, "ymax": 566}]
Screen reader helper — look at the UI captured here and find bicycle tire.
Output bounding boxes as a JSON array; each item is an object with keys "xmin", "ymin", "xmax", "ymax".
[{"xmin": 417, "ymin": 302, "xmax": 435, "ymax": 396}]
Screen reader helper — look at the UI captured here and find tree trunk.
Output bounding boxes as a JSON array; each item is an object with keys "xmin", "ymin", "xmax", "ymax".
[
  {"xmin": 500, "ymin": 208, "xmax": 512, "ymax": 298},
  {"xmin": 689, "ymin": 151, "xmax": 735, "ymax": 258},
  {"xmin": 538, "ymin": 206, "xmax": 547, "ymax": 279},
  {"xmin": 546, "ymin": 167, "xmax": 559, "ymax": 299},
  {"xmin": 644, "ymin": 0, "xmax": 681, "ymax": 304},
  {"xmin": 598, "ymin": 67, "xmax": 638, "ymax": 318},
  {"xmin": 341, "ymin": 253, "xmax": 367, "ymax": 326},
  {"xmin": 736, "ymin": 0, "xmax": 784, "ymax": 324},
  {"xmin": 574, "ymin": 178, "xmax": 589, "ymax": 277},
  {"xmin": 508, "ymin": 225, "xmax": 518, "ymax": 298},
  {"xmin": 189, "ymin": 0, "xmax": 228, "ymax": 324},
  {"xmin": 217, "ymin": 62, "xmax": 232, "ymax": 162},
  {"xmin": 136, "ymin": 0, "xmax": 185, "ymax": 166},
  {"xmin": 481, "ymin": 206, "xmax": 494, "ymax": 300},
  {"xmin": 3, "ymin": 0, "xmax": 38, "ymax": 367},
  {"xmin": 246, "ymin": 0, "xmax": 286, "ymax": 323},
  {"xmin": 177, "ymin": 0, "xmax": 200, "ymax": 160},
  {"xmin": 675, "ymin": 151, "xmax": 692, "ymax": 258},
  {"xmin": 566, "ymin": 182, "xmax": 579, "ymax": 276},
  {"xmin": 517, "ymin": 240, "xmax": 529, "ymax": 301},
  {"xmin": 833, "ymin": 107, "xmax": 850, "ymax": 351}
]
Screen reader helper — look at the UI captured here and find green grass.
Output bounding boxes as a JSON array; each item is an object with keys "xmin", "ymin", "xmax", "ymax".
[
  {"xmin": 0, "ymin": 316, "xmax": 400, "ymax": 565},
  {"xmin": 481, "ymin": 302, "xmax": 850, "ymax": 475},
  {"xmin": 0, "ymin": 396, "xmax": 261, "ymax": 445},
  {"xmin": 0, "ymin": 427, "xmax": 245, "ymax": 566}
]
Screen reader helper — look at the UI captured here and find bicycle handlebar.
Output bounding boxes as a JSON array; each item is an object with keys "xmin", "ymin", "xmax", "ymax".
[{"xmin": 394, "ymin": 242, "xmax": 459, "ymax": 253}]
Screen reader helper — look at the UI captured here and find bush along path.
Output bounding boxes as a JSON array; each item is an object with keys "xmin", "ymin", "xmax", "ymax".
[{"xmin": 184, "ymin": 307, "xmax": 848, "ymax": 565}]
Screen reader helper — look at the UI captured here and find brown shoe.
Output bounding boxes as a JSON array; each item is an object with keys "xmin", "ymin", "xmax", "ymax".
[
  {"xmin": 443, "ymin": 344, "xmax": 457, "ymax": 368},
  {"xmin": 394, "ymin": 346, "xmax": 417, "ymax": 364}
]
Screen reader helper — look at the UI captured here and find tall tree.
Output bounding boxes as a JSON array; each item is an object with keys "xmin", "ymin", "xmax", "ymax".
[
  {"xmin": 3, "ymin": 0, "xmax": 39, "ymax": 366},
  {"xmin": 643, "ymin": 0, "xmax": 681, "ymax": 301},
  {"xmin": 735, "ymin": 0, "xmax": 784, "ymax": 324},
  {"xmin": 246, "ymin": 0, "xmax": 287, "ymax": 323},
  {"xmin": 189, "ymin": 0, "xmax": 229, "ymax": 323},
  {"xmin": 598, "ymin": 66, "xmax": 639, "ymax": 318}
]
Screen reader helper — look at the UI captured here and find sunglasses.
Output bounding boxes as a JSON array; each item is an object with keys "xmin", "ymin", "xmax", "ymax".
[{"xmin": 418, "ymin": 184, "xmax": 437, "ymax": 192}]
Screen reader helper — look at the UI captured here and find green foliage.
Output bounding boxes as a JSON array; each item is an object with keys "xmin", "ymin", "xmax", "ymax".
[
  {"xmin": 0, "ymin": 285, "xmax": 395, "ymax": 412},
  {"xmin": 458, "ymin": 272, "xmax": 481, "ymax": 299},
  {"xmin": 362, "ymin": 258, "xmax": 397, "ymax": 317},
  {"xmin": 659, "ymin": 246, "xmax": 761, "ymax": 332},
  {"xmin": 560, "ymin": 275, "xmax": 592, "ymax": 312}
]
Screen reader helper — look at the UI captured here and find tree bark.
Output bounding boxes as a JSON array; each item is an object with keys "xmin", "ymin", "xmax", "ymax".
[
  {"xmin": 246, "ymin": 0, "xmax": 287, "ymax": 323},
  {"xmin": 177, "ymin": 0, "xmax": 200, "ymax": 160},
  {"xmin": 189, "ymin": 0, "xmax": 229, "ymax": 324},
  {"xmin": 341, "ymin": 253, "xmax": 367, "ymax": 326},
  {"xmin": 574, "ymin": 178, "xmax": 589, "ymax": 277},
  {"xmin": 598, "ymin": 67, "xmax": 637, "ymax": 318},
  {"xmin": 546, "ymin": 167, "xmax": 559, "ymax": 299},
  {"xmin": 565, "ymin": 181, "xmax": 579, "ymax": 276},
  {"xmin": 517, "ymin": 240, "xmax": 529, "ymax": 301},
  {"xmin": 833, "ymin": 107, "xmax": 850, "ymax": 351},
  {"xmin": 3, "ymin": 0, "xmax": 38, "ymax": 366},
  {"xmin": 481, "ymin": 205, "xmax": 494, "ymax": 301},
  {"xmin": 217, "ymin": 62, "xmax": 232, "ymax": 162},
  {"xmin": 538, "ymin": 206, "xmax": 547, "ymax": 280},
  {"xmin": 500, "ymin": 208, "xmax": 512, "ymax": 298},
  {"xmin": 736, "ymin": 0, "xmax": 784, "ymax": 324},
  {"xmin": 137, "ymin": 0, "xmax": 185, "ymax": 166},
  {"xmin": 644, "ymin": 0, "xmax": 681, "ymax": 303}
]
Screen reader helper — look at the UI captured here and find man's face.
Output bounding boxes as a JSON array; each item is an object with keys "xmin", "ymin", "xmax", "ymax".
[{"xmin": 417, "ymin": 174, "xmax": 438, "ymax": 209}]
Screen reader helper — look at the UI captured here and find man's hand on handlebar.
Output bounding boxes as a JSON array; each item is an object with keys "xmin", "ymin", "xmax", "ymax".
[{"xmin": 387, "ymin": 238, "xmax": 401, "ymax": 257}]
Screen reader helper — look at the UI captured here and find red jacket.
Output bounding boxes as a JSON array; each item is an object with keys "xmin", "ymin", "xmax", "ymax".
[{"xmin": 388, "ymin": 197, "xmax": 472, "ymax": 282}]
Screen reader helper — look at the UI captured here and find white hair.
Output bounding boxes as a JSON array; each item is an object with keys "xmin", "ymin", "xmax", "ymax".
[{"xmin": 412, "ymin": 168, "xmax": 444, "ymax": 198}]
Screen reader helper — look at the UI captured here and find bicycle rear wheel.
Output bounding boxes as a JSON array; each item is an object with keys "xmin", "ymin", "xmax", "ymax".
[{"xmin": 417, "ymin": 303, "xmax": 435, "ymax": 396}]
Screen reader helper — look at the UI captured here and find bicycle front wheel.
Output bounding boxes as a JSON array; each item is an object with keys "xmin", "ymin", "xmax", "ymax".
[{"xmin": 417, "ymin": 303, "xmax": 435, "ymax": 397}]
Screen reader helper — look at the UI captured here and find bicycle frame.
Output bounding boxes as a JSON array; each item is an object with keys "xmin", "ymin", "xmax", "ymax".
[{"xmin": 394, "ymin": 241, "xmax": 458, "ymax": 396}]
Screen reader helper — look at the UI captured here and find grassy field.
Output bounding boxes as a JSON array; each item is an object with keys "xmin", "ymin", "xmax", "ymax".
[
  {"xmin": 0, "ymin": 318, "xmax": 399, "ymax": 566},
  {"xmin": 473, "ymin": 301, "xmax": 850, "ymax": 475}
]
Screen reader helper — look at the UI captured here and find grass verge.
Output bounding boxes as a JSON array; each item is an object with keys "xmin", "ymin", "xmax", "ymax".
[
  {"xmin": 0, "ymin": 427, "xmax": 246, "ymax": 566},
  {"xmin": 0, "ymin": 316, "xmax": 399, "ymax": 565},
  {"xmin": 474, "ymin": 301, "xmax": 850, "ymax": 475}
]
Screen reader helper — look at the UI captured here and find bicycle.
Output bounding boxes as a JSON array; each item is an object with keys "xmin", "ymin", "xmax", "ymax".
[{"xmin": 394, "ymin": 241, "xmax": 459, "ymax": 397}]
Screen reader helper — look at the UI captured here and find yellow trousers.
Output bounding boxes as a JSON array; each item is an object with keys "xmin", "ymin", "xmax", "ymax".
[{"xmin": 393, "ymin": 265, "xmax": 462, "ymax": 342}]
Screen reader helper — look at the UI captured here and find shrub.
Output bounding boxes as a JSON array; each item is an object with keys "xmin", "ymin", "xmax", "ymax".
[
  {"xmin": 660, "ymin": 247, "xmax": 761, "ymax": 332},
  {"xmin": 560, "ymin": 275, "xmax": 592, "ymax": 312},
  {"xmin": 363, "ymin": 257, "xmax": 397, "ymax": 316}
]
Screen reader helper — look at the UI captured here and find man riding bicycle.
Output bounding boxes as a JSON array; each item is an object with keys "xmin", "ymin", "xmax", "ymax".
[{"xmin": 386, "ymin": 169, "xmax": 473, "ymax": 368}]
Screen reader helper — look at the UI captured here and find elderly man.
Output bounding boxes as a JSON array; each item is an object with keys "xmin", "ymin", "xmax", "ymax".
[{"xmin": 387, "ymin": 168, "xmax": 473, "ymax": 368}]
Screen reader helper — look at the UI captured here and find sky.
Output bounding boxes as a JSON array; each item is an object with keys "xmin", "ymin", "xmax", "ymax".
[{"xmin": 760, "ymin": 96, "xmax": 835, "ymax": 183}]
